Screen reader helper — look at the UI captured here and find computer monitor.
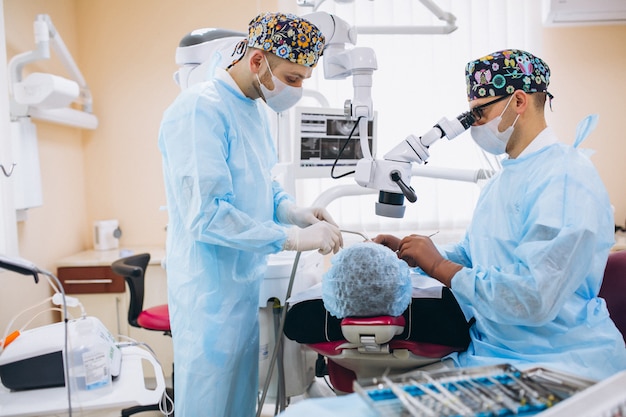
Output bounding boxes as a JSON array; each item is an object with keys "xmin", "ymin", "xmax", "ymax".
[{"xmin": 293, "ymin": 106, "xmax": 377, "ymax": 179}]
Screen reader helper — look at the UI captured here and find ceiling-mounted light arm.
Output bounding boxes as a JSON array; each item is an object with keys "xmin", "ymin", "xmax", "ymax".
[
  {"xmin": 296, "ymin": 0, "xmax": 330, "ymax": 11},
  {"xmin": 297, "ymin": 0, "xmax": 457, "ymax": 35}
]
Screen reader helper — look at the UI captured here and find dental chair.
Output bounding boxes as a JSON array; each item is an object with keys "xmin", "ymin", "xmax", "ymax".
[
  {"xmin": 284, "ymin": 286, "xmax": 472, "ymax": 393},
  {"xmin": 599, "ymin": 250, "xmax": 626, "ymax": 342},
  {"xmin": 112, "ymin": 253, "xmax": 174, "ymax": 416}
]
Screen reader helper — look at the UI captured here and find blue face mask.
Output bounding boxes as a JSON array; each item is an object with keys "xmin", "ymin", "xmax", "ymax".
[
  {"xmin": 470, "ymin": 95, "xmax": 519, "ymax": 155},
  {"xmin": 257, "ymin": 56, "xmax": 302, "ymax": 113}
]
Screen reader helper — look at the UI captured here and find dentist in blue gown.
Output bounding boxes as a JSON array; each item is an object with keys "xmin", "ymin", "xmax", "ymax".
[
  {"xmin": 159, "ymin": 12, "xmax": 342, "ymax": 416},
  {"xmin": 376, "ymin": 49, "xmax": 626, "ymax": 381}
]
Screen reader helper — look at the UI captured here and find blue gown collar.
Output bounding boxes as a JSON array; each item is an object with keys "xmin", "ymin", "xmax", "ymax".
[{"xmin": 214, "ymin": 68, "xmax": 256, "ymax": 105}]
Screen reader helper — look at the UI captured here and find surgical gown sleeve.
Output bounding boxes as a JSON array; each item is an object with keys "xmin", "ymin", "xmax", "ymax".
[
  {"xmin": 449, "ymin": 144, "xmax": 615, "ymax": 326},
  {"xmin": 438, "ymin": 232, "xmax": 472, "ymax": 268},
  {"xmin": 159, "ymin": 82, "xmax": 290, "ymax": 254}
]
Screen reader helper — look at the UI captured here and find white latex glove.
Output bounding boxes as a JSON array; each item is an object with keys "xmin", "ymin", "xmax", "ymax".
[
  {"xmin": 283, "ymin": 222, "xmax": 343, "ymax": 255},
  {"xmin": 276, "ymin": 202, "xmax": 338, "ymax": 228}
]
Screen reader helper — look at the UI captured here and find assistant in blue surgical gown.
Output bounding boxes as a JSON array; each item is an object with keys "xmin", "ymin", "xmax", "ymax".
[{"xmin": 159, "ymin": 69, "xmax": 292, "ymax": 416}]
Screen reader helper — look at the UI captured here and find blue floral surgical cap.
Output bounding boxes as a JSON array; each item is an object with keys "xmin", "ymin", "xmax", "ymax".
[
  {"xmin": 247, "ymin": 12, "xmax": 325, "ymax": 67},
  {"xmin": 322, "ymin": 242, "xmax": 412, "ymax": 318},
  {"xmin": 465, "ymin": 49, "xmax": 552, "ymax": 101}
]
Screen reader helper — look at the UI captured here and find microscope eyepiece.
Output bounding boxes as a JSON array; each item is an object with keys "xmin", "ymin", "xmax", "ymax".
[{"xmin": 457, "ymin": 111, "xmax": 475, "ymax": 130}]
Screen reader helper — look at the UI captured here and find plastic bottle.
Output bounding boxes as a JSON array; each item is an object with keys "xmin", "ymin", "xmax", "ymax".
[{"xmin": 68, "ymin": 317, "xmax": 113, "ymax": 402}]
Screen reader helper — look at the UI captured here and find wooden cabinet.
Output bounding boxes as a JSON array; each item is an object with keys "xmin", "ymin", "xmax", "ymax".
[
  {"xmin": 55, "ymin": 247, "xmax": 172, "ymax": 378},
  {"xmin": 57, "ymin": 266, "xmax": 125, "ymax": 294}
]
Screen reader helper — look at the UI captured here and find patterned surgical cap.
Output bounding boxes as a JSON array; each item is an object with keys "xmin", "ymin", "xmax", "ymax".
[
  {"xmin": 247, "ymin": 12, "xmax": 325, "ymax": 67},
  {"xmin": 465, "ymin": 49, "xmax": 552, "ymax": 101}
]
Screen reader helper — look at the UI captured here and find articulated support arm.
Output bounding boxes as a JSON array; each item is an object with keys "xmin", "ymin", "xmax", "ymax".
[
  {"xmin": 8, "ymin": 14, "xmax": 98, "ymax": 129},
  {"xmin": 354, "ymin": 112, "xmax": 476, "ymax": 218}
]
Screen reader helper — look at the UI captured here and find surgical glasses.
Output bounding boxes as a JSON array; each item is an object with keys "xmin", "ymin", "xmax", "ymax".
[{"xmin": 470, "ymin": 94, "xmax": 511, "ymax": 122}]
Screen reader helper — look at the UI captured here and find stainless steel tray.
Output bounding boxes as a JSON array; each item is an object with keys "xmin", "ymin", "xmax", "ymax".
[{"xmin": 353, "ymin": 364, "xmax": 595, "ymax": 417}]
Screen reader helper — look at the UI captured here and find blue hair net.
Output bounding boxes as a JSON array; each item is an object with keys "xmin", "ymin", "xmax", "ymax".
[{"xmin": 322, "ymin": 242, "xmax": 412, "ymax": 318}]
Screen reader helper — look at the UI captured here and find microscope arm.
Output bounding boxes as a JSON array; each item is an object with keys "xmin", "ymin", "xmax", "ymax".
[
  {"xmin": 354, "ymin": 111, "xmax": 475, "ymax": 218},
  {"xmin": 302, "ymin": 10, "xmax": 475, "ymax": 218},
  {"xmin": 303, "ymin": 11, "xmax": 377, "ymax": 162}
]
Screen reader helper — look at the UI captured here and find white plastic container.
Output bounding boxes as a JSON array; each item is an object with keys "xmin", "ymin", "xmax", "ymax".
[
  {"xmin": 93, "ymin": 219, "xmax": 121, "ymax": 250},
  {"xmin": 68, "ymin": 317, "xmax": 113, "ymax": 402}
]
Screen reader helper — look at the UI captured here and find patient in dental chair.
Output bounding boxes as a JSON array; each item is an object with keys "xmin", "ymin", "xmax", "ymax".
[
  {"xmin": 284, "ymin": 242, "xmax": 473, "ymax": 349},
  {"xmin": 322, "ymin": 241, "xmax": 413, "ymax": 318}
]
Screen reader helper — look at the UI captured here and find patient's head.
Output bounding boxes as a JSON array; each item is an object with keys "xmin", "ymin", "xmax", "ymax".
[{"xmin": 322, "ymin": 242, "xmax": 412, "ymax": 318}]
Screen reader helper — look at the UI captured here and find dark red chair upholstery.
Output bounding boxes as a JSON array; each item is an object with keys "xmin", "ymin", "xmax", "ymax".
[
  {"xmin": 599, "ymin": 250, "xmax": 626, "ymax": 342},
  {"xmin": 306, "ymin": 315, "xmax": 464, "ymax": 392},
  {"xmin": 284, "ymin": 288, "xmax": 471, "ymax": 394},
  {"xmin": 112, "ymin": 253, "xmax": 173, "ymax": 416}
]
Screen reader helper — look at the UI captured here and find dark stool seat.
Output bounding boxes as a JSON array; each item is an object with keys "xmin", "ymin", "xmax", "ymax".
[{"xmin": 112, "ymin": 253, "xmax": 173, "ymax": 416}]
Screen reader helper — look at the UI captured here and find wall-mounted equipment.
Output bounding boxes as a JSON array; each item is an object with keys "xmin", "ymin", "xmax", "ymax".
[
  {"xmin": 8, "ymin": 14, "xmax": 98, "ymax": 129},
  {"xmin": 6, "ymin": 14, "xmax": 98, "ymax": 217}
]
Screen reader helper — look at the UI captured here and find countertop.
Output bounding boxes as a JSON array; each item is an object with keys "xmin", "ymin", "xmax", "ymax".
[{"xmin": 56, "ymin": 246, "xmax": 165, "ymax": 268}]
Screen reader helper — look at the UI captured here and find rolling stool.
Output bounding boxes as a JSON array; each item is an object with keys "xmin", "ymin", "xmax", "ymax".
[{"xmin": 112, "ymin": 253, "xmax": 174, "ymax": 416}]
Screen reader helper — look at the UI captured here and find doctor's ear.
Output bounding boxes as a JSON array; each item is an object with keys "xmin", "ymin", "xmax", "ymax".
[
  {"xmin": 248, "ymin": 50, "xmax": 265, "ymax": 74},
  {"xmin": 513, "ymin": 90, "xmax": 529, "ymax": 113}
]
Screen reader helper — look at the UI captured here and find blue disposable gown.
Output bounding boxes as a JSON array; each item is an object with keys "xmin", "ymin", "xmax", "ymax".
[
  {"xmin": 444, "ymin": 129, "xmax": 626, "ymax": 381},
  {"xmin": 158, "ymin": 69, "xmax": 291, "ymax": 416}
]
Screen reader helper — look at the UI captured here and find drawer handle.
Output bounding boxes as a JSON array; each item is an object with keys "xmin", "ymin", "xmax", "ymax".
[{"xmin": 64, "ymin": 279, "xmax": 113, "ymax": 284}]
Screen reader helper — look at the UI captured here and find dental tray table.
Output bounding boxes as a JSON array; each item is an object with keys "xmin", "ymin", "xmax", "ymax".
[
  {"xmin": 353, "ymin": 364, "xmax": 595, "ymax": 417},
  {"xmin": 0, "ymin": 346, "xmax": 165, "ymax": 417}
]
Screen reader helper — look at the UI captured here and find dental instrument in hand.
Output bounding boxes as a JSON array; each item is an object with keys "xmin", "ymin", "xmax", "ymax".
[
  {"xmin": 395, "ymin": 230, "xmax": 440, "ymax": 254},
  {"xmin": 340, "ymin": 229, "xmax": 371, "ymax": 241}
]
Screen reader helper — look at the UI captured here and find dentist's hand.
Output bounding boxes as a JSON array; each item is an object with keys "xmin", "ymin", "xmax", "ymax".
[
  {"xmin": 372, "ymin": 234, "xmax": 402, "ymax": 252},
  {"xmin": 283, "ymin": 222, "xmax": 343, "ymax": 255},
  {"xmin": 277, "ymin": 202, "xmax": 338, "ymax": 228},
  {"xmin": 397, "ymin": 235, "xmax": 461, "ymax": 287}
]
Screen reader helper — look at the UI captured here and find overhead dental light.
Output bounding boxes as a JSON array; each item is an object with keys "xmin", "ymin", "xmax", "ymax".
[{"xmin": 8, "ymin": 14, "xmax": 98, "ymax": 129}]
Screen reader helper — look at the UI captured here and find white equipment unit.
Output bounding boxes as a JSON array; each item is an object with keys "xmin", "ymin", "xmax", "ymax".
[
  {"xmin": 543, "ymin": 0, "xmax": 626, "ymax": 26},
  {"xmin": 0, "ymin": 316, "xmax": 121, "ymax": 392},
  {"xmin": 258, "ymin": 251, "xmax": 323, "ymax": 400},
  {"xmin": 9, "ymin": 14, "xmax": 98, "ymax": 129},
  {"xmin": 93, "ymin": 219, "xmax": 122, "ymax": 251},
  {"xmin": 173, "ymin": 28, "xmax": 245, "ymax": 90}
]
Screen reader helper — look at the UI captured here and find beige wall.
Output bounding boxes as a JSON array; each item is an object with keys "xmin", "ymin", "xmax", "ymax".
[
  {"xmin": 3, "ymin": 0, "xmax": 87, "ymax": 331},
  {"xmin": 1, "ymin": 2, "xmax": 625, "ymax": 333},
  {"xmin": 1, "ymin": 0, "xmax": 279, "ymax": 335},
  {"xmin": 77, "ymin": 0, "xmax": 275, "ymax": 249},
  {"xmin": 543, "ymin": 24, "xmax": 626, "ymax": 228}
]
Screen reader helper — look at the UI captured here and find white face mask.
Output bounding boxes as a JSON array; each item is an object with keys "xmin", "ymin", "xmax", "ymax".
[
  {"xmin": 257, "ymin": 56, "xmax": 303, "ymax": 113},
  {"xmin": 470, "ymin": 95, "xmax": 520, "ymax": 155}
]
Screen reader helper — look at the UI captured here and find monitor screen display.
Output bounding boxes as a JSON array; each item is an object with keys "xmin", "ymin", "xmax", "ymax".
[{"xmin": 294, "ymin": 107, "xmax": 376, "ymax": 179}]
